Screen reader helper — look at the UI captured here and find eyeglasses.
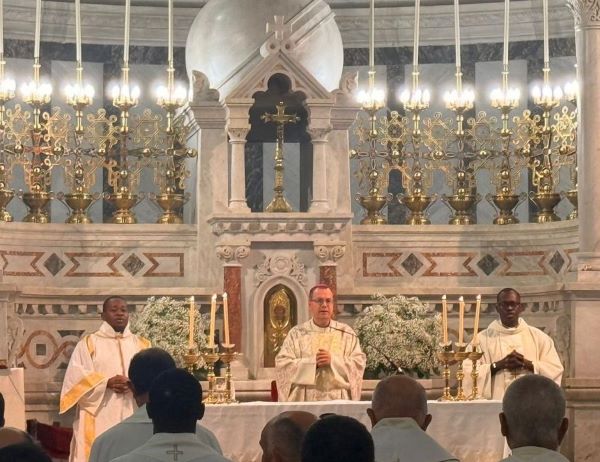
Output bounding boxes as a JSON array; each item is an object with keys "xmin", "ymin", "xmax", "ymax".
[{"xmin": 310, "ymin": 298, "xmax": 333, "ymax": 305}]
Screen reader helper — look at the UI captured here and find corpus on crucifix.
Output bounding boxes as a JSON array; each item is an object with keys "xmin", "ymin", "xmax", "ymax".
[{"xmin": 261, "ymin": 101, "xmax": 300, "ymax": 212}]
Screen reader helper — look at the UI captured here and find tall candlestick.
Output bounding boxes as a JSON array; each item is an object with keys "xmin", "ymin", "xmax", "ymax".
[
  {"xmin": 442, "ymin": 294, "xmax": 448, "ymax": 344},
  {"xmin": 473, "ymin": 294, "xmax": 481, "ymax": 346},
  {"xmin": 188, "ymin": 296, "xmax": 195, "ymax": 348},
  {"xmin": 208, "ymin": 294, "xmax": 217, "ymax": 348},
  {"xmin": 124, "ymin": 0, "xmax": 131, "ymax": 65},
  {"xmin": 222, "ymin": 292, "xmax": 230, "ymax": 345},
  {"xmin": 458, "ymin": 296, "xmax": 465, "ymax": 344}
]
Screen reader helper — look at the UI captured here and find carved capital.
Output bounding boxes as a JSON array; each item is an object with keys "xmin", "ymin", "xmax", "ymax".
[
  {"xmin": 254, "ymin": 253, "xmax": 307, "ymax": 287},
  {"xmin": 227, "ymin": 127, "xmax": 250, "ymax": 143},
  {"xmin": 314, "ymin": 242, "xmax": 346, "ymax": 265},
  {"xmin": 216, "ymin": 243, "xmax": 250, "ymax": 264},
  {"xmin": 307, "ymin": 127, "xmax": 332, "ymax": 142},
  {"xmin": 567, "ymin": 0, "xmax": 600, "ymax": 28}
]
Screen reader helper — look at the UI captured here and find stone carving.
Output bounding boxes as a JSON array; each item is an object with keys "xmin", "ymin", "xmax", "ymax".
[
  {"xmin": 192, "ymin": 70, "xmax": 220, "ymax": 103},
  {"xmin": 216, "ymin": 244, "xmax": 251, "ymax": 264},
  {"xmin": 307, "ymin": 127, "xmax": 332, "ymax": 142},
  {"xmin": 314, "ymin": 243, "xmax": 346, "ymax": 265},
  {"xmin": 262, "ymin": 15, "xmax": 295, "ymax": 55},
  {"xmin": 211, "ymin": 218, "xmax": 348, "ymax": 235},
  {"xmin": 6, "ymin": 313, "xmax": 24, "ymax": 368},
  {"xmin": 339, "ymin": 70, "xmax": 359, "ymax": 96},
  {"xmin": 255, "ymin": 254, "xmax": 307, "ymax": 287},
  {"xmin": 227, "ymin": 127, "xmax": 250, "ymax": 142},
  {"xmin": 566, "ymin": 0, "xmax": 600, "ymax": 27}
]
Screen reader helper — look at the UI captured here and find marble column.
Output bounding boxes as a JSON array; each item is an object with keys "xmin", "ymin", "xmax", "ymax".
[
  {"xmin": 228, "ymin": 128, "xmax": 251, "ymax": 213},
  {"xmin": 308, "ymin": 127, "xmax": 332, "ymax": 212},
  {"xmin": 216, "ymin": 243, "xmax": 250, "ymax": 351},
  {"xmin": 563, "ymin": 2, "xmax": 600, "ymax": 460},
  {"xmin": 314, "ymin": 242, "xmax": 346, "ymax": 310}
]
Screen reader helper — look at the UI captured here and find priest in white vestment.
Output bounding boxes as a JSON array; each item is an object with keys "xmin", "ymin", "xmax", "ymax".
[
  {"xmin": 60, "ymin": 296, "xmax": 150, "ymax": 462},
  {"xmin": 275, "ymin": 284, "xmax": 366, "ymax": 401},
  {"xmin": 465, "ymin": 288, "xmax": 563, "ymax": 400},
  {"xmin": 89, "ymin": 348, "xmax": 221, "ymax": 462},
  {"xmin": 111, "ymin": 368, "xmax": 230, "ymax": 462},
  {"xmin": 368, "ymin": 375, "xmax": 458, "ymax": 462},
  {"xmin": 499, "ymin": 375, "xmax": 570, "ymax": 462}
]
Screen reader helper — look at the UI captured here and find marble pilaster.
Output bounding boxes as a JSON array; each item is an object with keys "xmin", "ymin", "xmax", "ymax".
[
  {"xmin": 228, "ymin": 128, "xmax": 252, "ymax": 213},
  {"xmin": 216, "ymin": 243, "xmax": 250, "ymax": 351},
  {"xmin": 314, "ymin": 241, "xmax": 346, "ymax": 307},
  {"xmin": 308, "ymin": 127, "xmax": 332, "ymax": 212}
]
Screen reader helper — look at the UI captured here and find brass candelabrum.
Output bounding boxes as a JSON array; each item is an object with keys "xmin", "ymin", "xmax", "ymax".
[
  {"xmin": 468, "ymin": 347, "xmax": 484, "ymax": 400},
  {"xmin": 436, "ymin": 341, "xmax": 483, "ymax": 402},
  {"xmin": 436, "ymin": 342, "xmax": 454, "ymax": 402},
  {"xmin": 186, "ymin": 344, "xmax": 237, "ymax": 405},
  {"xmin": 202, "ymin": 347, "xmax": 221, "ymax": 405}
]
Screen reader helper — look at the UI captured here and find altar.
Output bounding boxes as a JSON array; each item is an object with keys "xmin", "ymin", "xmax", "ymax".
[{"xmin": 201, "ymin": 400, "xmax": 504, "ymax": 462}]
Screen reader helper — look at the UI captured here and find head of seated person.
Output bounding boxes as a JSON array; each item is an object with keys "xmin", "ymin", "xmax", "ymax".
[
  {"xmin": 147, "ymin": 368, "xmax": 204, "ymax": 434},
  {"xmin": 301, "ymin": 415, "xmax": 374, "ymax": 462},
  {"xmin": 0, "ymin": 442, "xmax": 52, "ymax": 462},
  {"xmin": 260, "ymin": 411, "xmax": 317, "ymax": 462},
  {"xmin": 0, "ymin": 427, "xmax": 34, "ymax": 449},
  {"xmin": 500, "ymin": 374, "xmax": 568, "ymax": 451},
  {"xmin": 367, "ymin": 375, "xmax": 431, "ymax": 431},
  {"xmin": 128, "ymin": 347, "xmax": 176, "ymax": 407}
]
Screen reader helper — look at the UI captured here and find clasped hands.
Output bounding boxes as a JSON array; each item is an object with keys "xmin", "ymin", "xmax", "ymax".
[
  {"xmin": 107, "ymin": 374, "xmax": 131, "ymax": 393},
  {"xmin": 316, "ymin": 349, "xmax": 331, "ymax": 368},
  {"xmin": 495, "ymin": 350, "xmax": 534, "ymax": 373}
]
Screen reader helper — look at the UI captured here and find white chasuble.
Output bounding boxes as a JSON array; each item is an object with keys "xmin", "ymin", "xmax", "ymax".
[
  {"xmin": 275, "ymin": 319, "xmax": 366, "ymax": 401},
  {"xmin": 465, "ymin": 318, "xmax": 563, "ymax": 400},
  {"xmin": 60, "ymin": 322, "xmax": 150, "ymax": 462}
]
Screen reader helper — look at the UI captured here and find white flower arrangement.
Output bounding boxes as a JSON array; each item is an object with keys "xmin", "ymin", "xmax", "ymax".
[
  {"xmin": 354, "ymin": 294, "xmax": 441, "ymax": 378},
  {"xmin": 130, "ymin": 296, "xmax": 209, "ymax": 368}
]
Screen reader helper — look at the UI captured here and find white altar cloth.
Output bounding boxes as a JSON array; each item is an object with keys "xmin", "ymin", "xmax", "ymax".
[{"xmin": 201, "ymin": 400, "xmax": 503, "ymax": 462}]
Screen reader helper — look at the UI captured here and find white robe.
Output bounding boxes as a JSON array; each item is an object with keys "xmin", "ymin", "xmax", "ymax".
[
  {"xmin": 60, "ymin": 322, "xmax": 150, "ymax": 462},
  {"xmin": 371, "ymin": 417, "xmax": 458, "ymax": 462},
  {"xmin": 275, "ymin": 319, "xmax": 366, "ymax": 401},
  {"xmin": 110, "ymin": 432, "xmax": 231, "ymax": 462},
  {"xmin": 500, "ymin": 446, "xmax": 570, "ymax": 461},
  {"xmin": 89, "ymin": 404, "xmax": 222, "ymax": 462},
  {"xmin": 465, "ymin": 319, "xmax": 563, "ymax": 400}
]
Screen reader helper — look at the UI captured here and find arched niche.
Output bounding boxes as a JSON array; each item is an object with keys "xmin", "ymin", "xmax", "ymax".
[{"xmin": 262, "ymin": 284, "xmax": 298, "ymax": 368}]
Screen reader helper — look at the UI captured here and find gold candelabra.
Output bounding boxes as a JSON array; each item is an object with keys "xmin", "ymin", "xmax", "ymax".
[
  {"xmin": 468, "ymin": 347, "xmax": 484, "ymax": 400},
  {"xmin": 436, "ymin": 342, "xmax": 454, "ymax": 402}
]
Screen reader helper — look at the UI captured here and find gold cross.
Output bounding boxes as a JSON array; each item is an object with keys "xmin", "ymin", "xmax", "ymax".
[
  {"xmin": 166, "ymin": 445, "xmax": 184, "ymax": 461},
  {"xmin": 261, "ymin": 102, "xmax": 299, "ymax": 128}
]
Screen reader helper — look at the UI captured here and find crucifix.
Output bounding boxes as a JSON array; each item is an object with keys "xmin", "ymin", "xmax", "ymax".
[
  {"xmin": 261, "ymin": 101, "xmax": 300, "ymax": 213},
  {"xmin": 166, "ymin": 444, "xmax": 184, "ymax": 461}
]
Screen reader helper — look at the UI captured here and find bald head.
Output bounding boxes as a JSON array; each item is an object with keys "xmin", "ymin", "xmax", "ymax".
[
  {"xmin": 0, "ymin": 427, "xmax": 33, "ymax": 449},
  {"xmin": 368, "ymin": 376, "xmax": 430, "ymax": 429},
  {"xmin": 260, "ymin": 411, "xmax": 317, "ymax": 462},
  {"xmin": 501, "ymin": 375, "xmax": 568, "ymax": 450}
]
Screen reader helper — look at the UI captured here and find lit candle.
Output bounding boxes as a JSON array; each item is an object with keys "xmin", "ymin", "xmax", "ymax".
[
  {"xmin": 458, "ymin": 296, "xmax": 465, "ymax": 344},
  {"xmin": 208, "ymin": 294, "xmax": 217, "ymax": 348},
  {"xmin": 188, "ymin": 296, "xmax": 195, "ymax": 348},
  {"xmin": 441, "ymin": 294, "xmax": 448, "ymax": 344},
  {"xmin": 222, "ymin": 292, "xmax": 230, "ymax": 345},
  {"xmin": 473, "ymin": 294, "xmax": 481, "ymax": 346}
]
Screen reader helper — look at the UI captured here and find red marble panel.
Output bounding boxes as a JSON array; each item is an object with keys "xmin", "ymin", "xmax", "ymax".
[{"xmin": 224, "ymin": 266, "xmax": 242, "ymax": 351}]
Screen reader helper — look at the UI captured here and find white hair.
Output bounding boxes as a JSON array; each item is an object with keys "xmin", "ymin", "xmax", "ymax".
[{"xmin": 503, "ymin": 375, "xmax": 565, "ymax": 448}]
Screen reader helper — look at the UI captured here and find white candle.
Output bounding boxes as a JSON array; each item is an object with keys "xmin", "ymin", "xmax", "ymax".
[
  {"xmin": 208, "ymin": 294, "xmax": 217, "ymax": 348},
  {"xmin": 473, "ymin": 294, "xmax": 481, "ymax": 346},
  {"xmin": 1, "ymin": 0, "xmax": 5, "ymax": 56},
  {"xmin": 34, "ymin": 0, "xmax": 42, "ymax": 60},
  {"xmin": 223, "ymin": 292, "xmax": 230, "ymax": 345},
  {"xmin": 188, "ymin": 296, "xmax": 195, "ymax": 348},
  {"xmin": 458, "ymin": 296, "xmax": 465, "ymax": 344},
  {"xmin": 542, "ymin": 0, "xmax": 549, "ymax": 67},
  {"xmin": 369, "ymin": 0, "xmax": 374, "ymax": 69},
  {"xmin": 413, "ymin": 0, "xmax": 421, "ymax": 68},
  {"xmin": 75, "ymin": 0, "xmax": 82, "ymax": 64},
  {"xmin": 442, "ymin": 294, "xmax": 448, "ymax": 344},
  {"xmin": 124, "ymin": 0, "xmax": 131, "ymax": 64},
  {"xmin": 453, "ymin": 0, "xmax": 461, "ymax": 69},
  {"xmin": 502, "ymin": 0, "xmax": 510, "ymax": 68}
]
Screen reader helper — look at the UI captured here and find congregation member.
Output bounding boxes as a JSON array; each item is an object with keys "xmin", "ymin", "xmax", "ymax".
[
  {"xmin": 499, "ymin": 375, "xmax": 569, "ymax": 461},
  {"xmin": 466, "ymin": 288, "xmax": 563, "ymax": 399},
  {"xmin": 89, "ymin": 348, "xmax": 222, "ymax": 462},
  {"xmin": 260, "ymin": 411, "xmax": 317, "ymax": 462},
  {"xmin": 111, "ymin": 368, "xmax": 230, "ymax": 462},
  {"xmin": 275, "ymin": 284, "xmax": 366, "ymax": 401},
  {"xmin": 60, "ymin": 296, "xmax": 151, "ymax": 462},
  {"xmin": 367, "ymin": 375, "xmax": 458, "ymax": 462},
  {"xmin": 301, "ymin": 415, "xmax": 374, "ymax": 462},
  {"xmin": 0, "ymin": 427, "xmax": 34, "ymax": 448},
  {"xmin": 0, "ymin": 442, "xmax": 52, "ymax": 462}
]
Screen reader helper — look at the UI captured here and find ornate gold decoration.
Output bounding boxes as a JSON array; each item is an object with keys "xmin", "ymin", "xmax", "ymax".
[
  {"xmin": 261, "ymin": 102, "xmax": 299, "ymax": 213},
  {"xmin": 264, "ymin": 285, "xmax": 296, "ymax": 367}
]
